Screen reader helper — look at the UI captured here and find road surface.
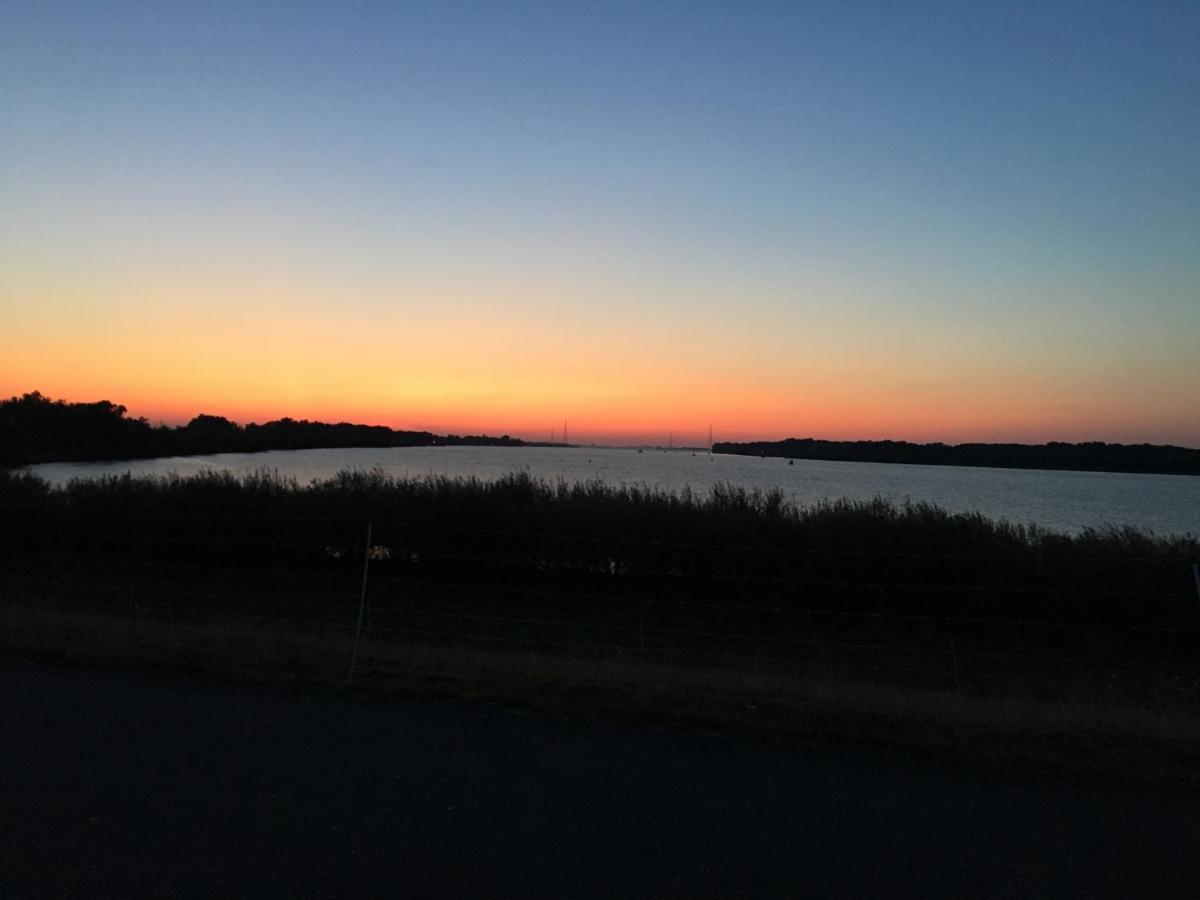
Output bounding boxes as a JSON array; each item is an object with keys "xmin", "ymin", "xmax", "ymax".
[{"xmin": 2, "ymin": 659, "xmax": 1197, "ymax": 897}]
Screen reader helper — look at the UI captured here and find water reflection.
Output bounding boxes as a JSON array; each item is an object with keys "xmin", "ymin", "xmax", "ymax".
[{"xmin": 26, "ymin": 445, "xmax": 1200, "ymax": 536}]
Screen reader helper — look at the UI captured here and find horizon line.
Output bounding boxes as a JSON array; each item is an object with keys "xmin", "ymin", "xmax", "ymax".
[{"xmin": 8, "ymin": 390, "xmax": 1199, "ymax": 452}]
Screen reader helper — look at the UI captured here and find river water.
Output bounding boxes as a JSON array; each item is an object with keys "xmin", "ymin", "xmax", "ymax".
[{"xmin": 24, "ymin": 445, "xmax": 1200, "ymax": 536}]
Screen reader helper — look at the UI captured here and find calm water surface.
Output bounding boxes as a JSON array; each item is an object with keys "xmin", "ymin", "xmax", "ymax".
[{"xmin": 26, "ymin": 446, "xmax": 1200, "ymax": 536}]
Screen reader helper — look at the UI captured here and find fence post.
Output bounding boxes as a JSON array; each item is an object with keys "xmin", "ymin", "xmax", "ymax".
[
  {"xmin": 639, "ymin": 600, "xmax": 646, "ymax": 689},
  {"xmin": 347, "ymin": 521, "xmax": 373, "ymax": 683},
  {"xmin": 949, "ymin": 636, "xmax": 961, "ymax": 692},
  {"xmin": 125, "ymin": 575, "xmax": 135, "ymax": 648}
]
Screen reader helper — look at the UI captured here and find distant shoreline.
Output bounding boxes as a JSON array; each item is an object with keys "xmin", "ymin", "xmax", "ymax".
[
  {"xmin": 0, "ymin": 391, "xmax": 527, "ymax": 467},
  {"xmin": 6, "ymin": 391, "xmax": 1198, "ymax": 476},
  {"xmin": 714, "ymin": 438, "xmax": 1200, "ymax": 477}
]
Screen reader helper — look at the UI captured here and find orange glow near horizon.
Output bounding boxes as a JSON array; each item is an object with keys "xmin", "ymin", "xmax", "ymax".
[
  {"xmin": 5, "ymin": 293, "xmax": 1198, "ymax": 447},
  {"xmin": 3, "ymin": 244, "xmax": 1197, "ymax": 449}
]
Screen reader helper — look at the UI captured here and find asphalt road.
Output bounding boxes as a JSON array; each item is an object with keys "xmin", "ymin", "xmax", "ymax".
[{"xmin": 2, "ymin": 659, "xmax": 1197, "ymax": 898}]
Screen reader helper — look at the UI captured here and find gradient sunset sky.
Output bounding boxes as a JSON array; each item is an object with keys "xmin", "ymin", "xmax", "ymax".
[{"xmin": 2, "ymin": 2, "xmax": 1197, "ymax": 446}]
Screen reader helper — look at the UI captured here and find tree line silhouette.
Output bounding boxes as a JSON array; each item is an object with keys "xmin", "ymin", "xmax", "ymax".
[
  {"xmin": 0, "ymin": 392, "xmax": 525, "ymax": 466},
  {"xmin": 715, "ymin": 437, "xmax": 1200, "ymax": 476}
]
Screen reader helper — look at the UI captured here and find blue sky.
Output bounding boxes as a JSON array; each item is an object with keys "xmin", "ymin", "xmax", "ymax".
[{"xmin": 3, "ymin": 1, "xmax": 1198, "ymax": 443}]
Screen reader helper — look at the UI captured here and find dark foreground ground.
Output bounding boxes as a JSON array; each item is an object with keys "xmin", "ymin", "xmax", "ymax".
[{"xmin": 3, "ymin": 659, "xmax": 1198, "ymax": 898}]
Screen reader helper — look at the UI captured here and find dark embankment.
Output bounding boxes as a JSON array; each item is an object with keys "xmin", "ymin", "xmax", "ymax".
[
  {"xmin": 715, "ymin": 437, "xmax": 1200, "ymax": 475},
  {"xmin": 2, "ymin": 468, "xmax": 1199, "ymax": 779},
  {"xmin": 0, "ymin": 391, "xmax": 525, "ymax": 466}
]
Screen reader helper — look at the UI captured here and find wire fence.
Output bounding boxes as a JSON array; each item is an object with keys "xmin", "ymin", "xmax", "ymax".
[{"xmin": 2, "ymin": 504, "xmax": 1199, "ymax": 707}]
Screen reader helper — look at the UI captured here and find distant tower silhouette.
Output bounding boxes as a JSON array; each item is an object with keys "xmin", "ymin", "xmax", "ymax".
[{"xmin": 563, "ymin": 419, "xmax": 568, "ymax": 445}]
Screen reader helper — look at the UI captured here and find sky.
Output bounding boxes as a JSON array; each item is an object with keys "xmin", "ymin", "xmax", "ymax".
[{"xmin": 2, "ymin": 1, "xmax": 1198, "ymax": 446}]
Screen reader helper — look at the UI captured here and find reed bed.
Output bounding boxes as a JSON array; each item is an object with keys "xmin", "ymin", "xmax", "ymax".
[{"xmin": 2, "ymin": 468, "xmax": 1198, "ymax": 780}]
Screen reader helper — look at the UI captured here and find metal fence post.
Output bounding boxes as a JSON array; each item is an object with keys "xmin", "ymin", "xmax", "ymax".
[
  {"xmin": 949, "ymin": 636, "xmax": 961, "ymax": 692},
  {"xmin": 347, "ymin": 521, "xmax": 373, "ymax": 683},
  {"xmin": 639, "ymin": 600, "xmax": 646, "ymax": 689}
]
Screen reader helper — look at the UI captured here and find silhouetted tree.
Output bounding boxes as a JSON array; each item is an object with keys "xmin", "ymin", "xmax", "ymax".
[
  {"xmin": 0, "ymin": 392, "xmax": 526, "ymax": 466},
  {"xmin": 176, "ymin": 414, "xmax": 244, "ymax": 455}
]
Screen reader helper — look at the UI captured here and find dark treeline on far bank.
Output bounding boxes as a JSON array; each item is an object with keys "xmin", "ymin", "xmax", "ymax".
[
  {"xmin": 0, "ymin": 392, "xmax": 525, "ymax": 466},
  {"xmin": 715, "ymin": 437, "xmax": 1200, "ymax": 476}
]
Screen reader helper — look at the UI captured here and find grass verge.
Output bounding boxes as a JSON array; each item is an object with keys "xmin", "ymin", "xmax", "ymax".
[{"xmin": 4, "ymin": 599, "xmax": 1198, "ymax": 786}]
